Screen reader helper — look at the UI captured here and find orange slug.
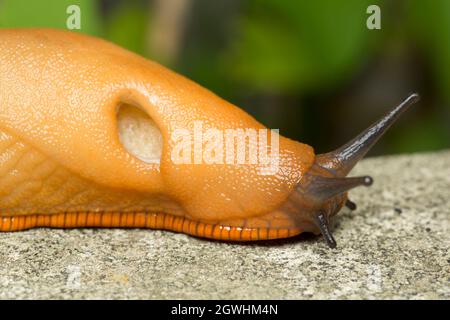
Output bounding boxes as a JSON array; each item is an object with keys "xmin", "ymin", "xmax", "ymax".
[{"xmin": 0, "ymin": 28, "xmax": 419, "ymax": 247}]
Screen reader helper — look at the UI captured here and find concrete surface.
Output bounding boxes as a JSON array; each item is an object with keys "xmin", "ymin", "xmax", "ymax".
[{"xmin": 0, "ymin": 151, "xmax": 449, "ymax": 299}]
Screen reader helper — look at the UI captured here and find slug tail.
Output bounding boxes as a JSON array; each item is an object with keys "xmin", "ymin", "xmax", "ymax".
[{"xmin": 316, "ymin": 93, "xmax": 420, "ymax": 177}]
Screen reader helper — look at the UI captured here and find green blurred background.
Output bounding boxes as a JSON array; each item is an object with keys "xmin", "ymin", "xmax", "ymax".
[{"xmin": 1, "ymin": 0, "xmax": 449, "ymax": 155}]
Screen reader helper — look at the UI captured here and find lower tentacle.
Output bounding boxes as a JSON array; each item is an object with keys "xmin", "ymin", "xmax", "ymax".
[{"xmin": 345, "ymin": 199, "xmax": 357, "ymax": 210}]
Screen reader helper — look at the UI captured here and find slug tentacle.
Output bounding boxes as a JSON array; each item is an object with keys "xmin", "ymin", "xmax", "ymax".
[
  {"xmin": 316, "ymin": 93, "xmax": 420, "ymax": 177},
  {"xmin": 302, "ymin": 175, "xmax": 373, "ymax": 203},
  {"xmin": 314, "ymin": 211, "xmax": 336, "ymax": 249},
  {"xmin": 345, "ymin": 199, "xmax": 357, "ymax": 211},
  {"xmin": 286, "ymin": 93, "xmax": 420, "ymax": 248},
  {"xmin": 291, "ymin": 174, "xmax": 372, "ymax": 248}
]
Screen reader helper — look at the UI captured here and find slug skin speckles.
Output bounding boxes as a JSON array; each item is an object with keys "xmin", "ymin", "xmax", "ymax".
[{"xmin": 0, "ymin": 28, "xmax": 419, "ymax": 248}]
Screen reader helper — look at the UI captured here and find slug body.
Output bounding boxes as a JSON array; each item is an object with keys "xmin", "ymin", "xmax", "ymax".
[{"xmin": 0, "ymin": 29, "xmax": 419, "ymax": 247}]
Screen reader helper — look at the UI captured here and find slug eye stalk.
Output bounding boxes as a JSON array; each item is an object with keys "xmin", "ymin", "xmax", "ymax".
[
  {"xmin": 307, "ymin": 93, "xmax": 420, "ymax": 248},
  {"xmin": 304, "ymin": 175, "xmax": 373, "ymax": 203},
  {"xmin": 316, "ymin": 93, "xmax": 420, "ymax": 177}
]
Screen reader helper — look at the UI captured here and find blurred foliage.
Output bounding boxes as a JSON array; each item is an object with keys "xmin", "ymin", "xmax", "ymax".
[
  {"xmin": 175, "ymin": 0, "xmax": 239, "ymax": 99},
  {"xmin": 0, "ymin": 0, "xmax": 101, "ymax": 35},
  {"xmin": 390, "ymin": 114, "xmax": 449, "ymax": 153},
  {"xmin": 104, "ymin": 1, "xmax": 149, "ymax": 56},
  {"xmin": 407, "ymin": 0, "xmax": 450, "ymax": 102},
  {"xmin": 225, "ymin": 0, "xmax": 381, "ymax": 93},
  {"xmin": 0, "ymin": 0, "xmax": 448, "ymax": 155}
]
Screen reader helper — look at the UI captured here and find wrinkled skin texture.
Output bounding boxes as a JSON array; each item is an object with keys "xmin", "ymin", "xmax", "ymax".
[{"xmin": 0, "ymin": 29, "xmax": 315, "ymax": 233}]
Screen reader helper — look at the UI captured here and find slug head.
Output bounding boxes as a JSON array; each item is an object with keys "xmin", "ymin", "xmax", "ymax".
[{"xmin": 285, "ymin": 93, "xmax": 420, "ymax": 248}]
